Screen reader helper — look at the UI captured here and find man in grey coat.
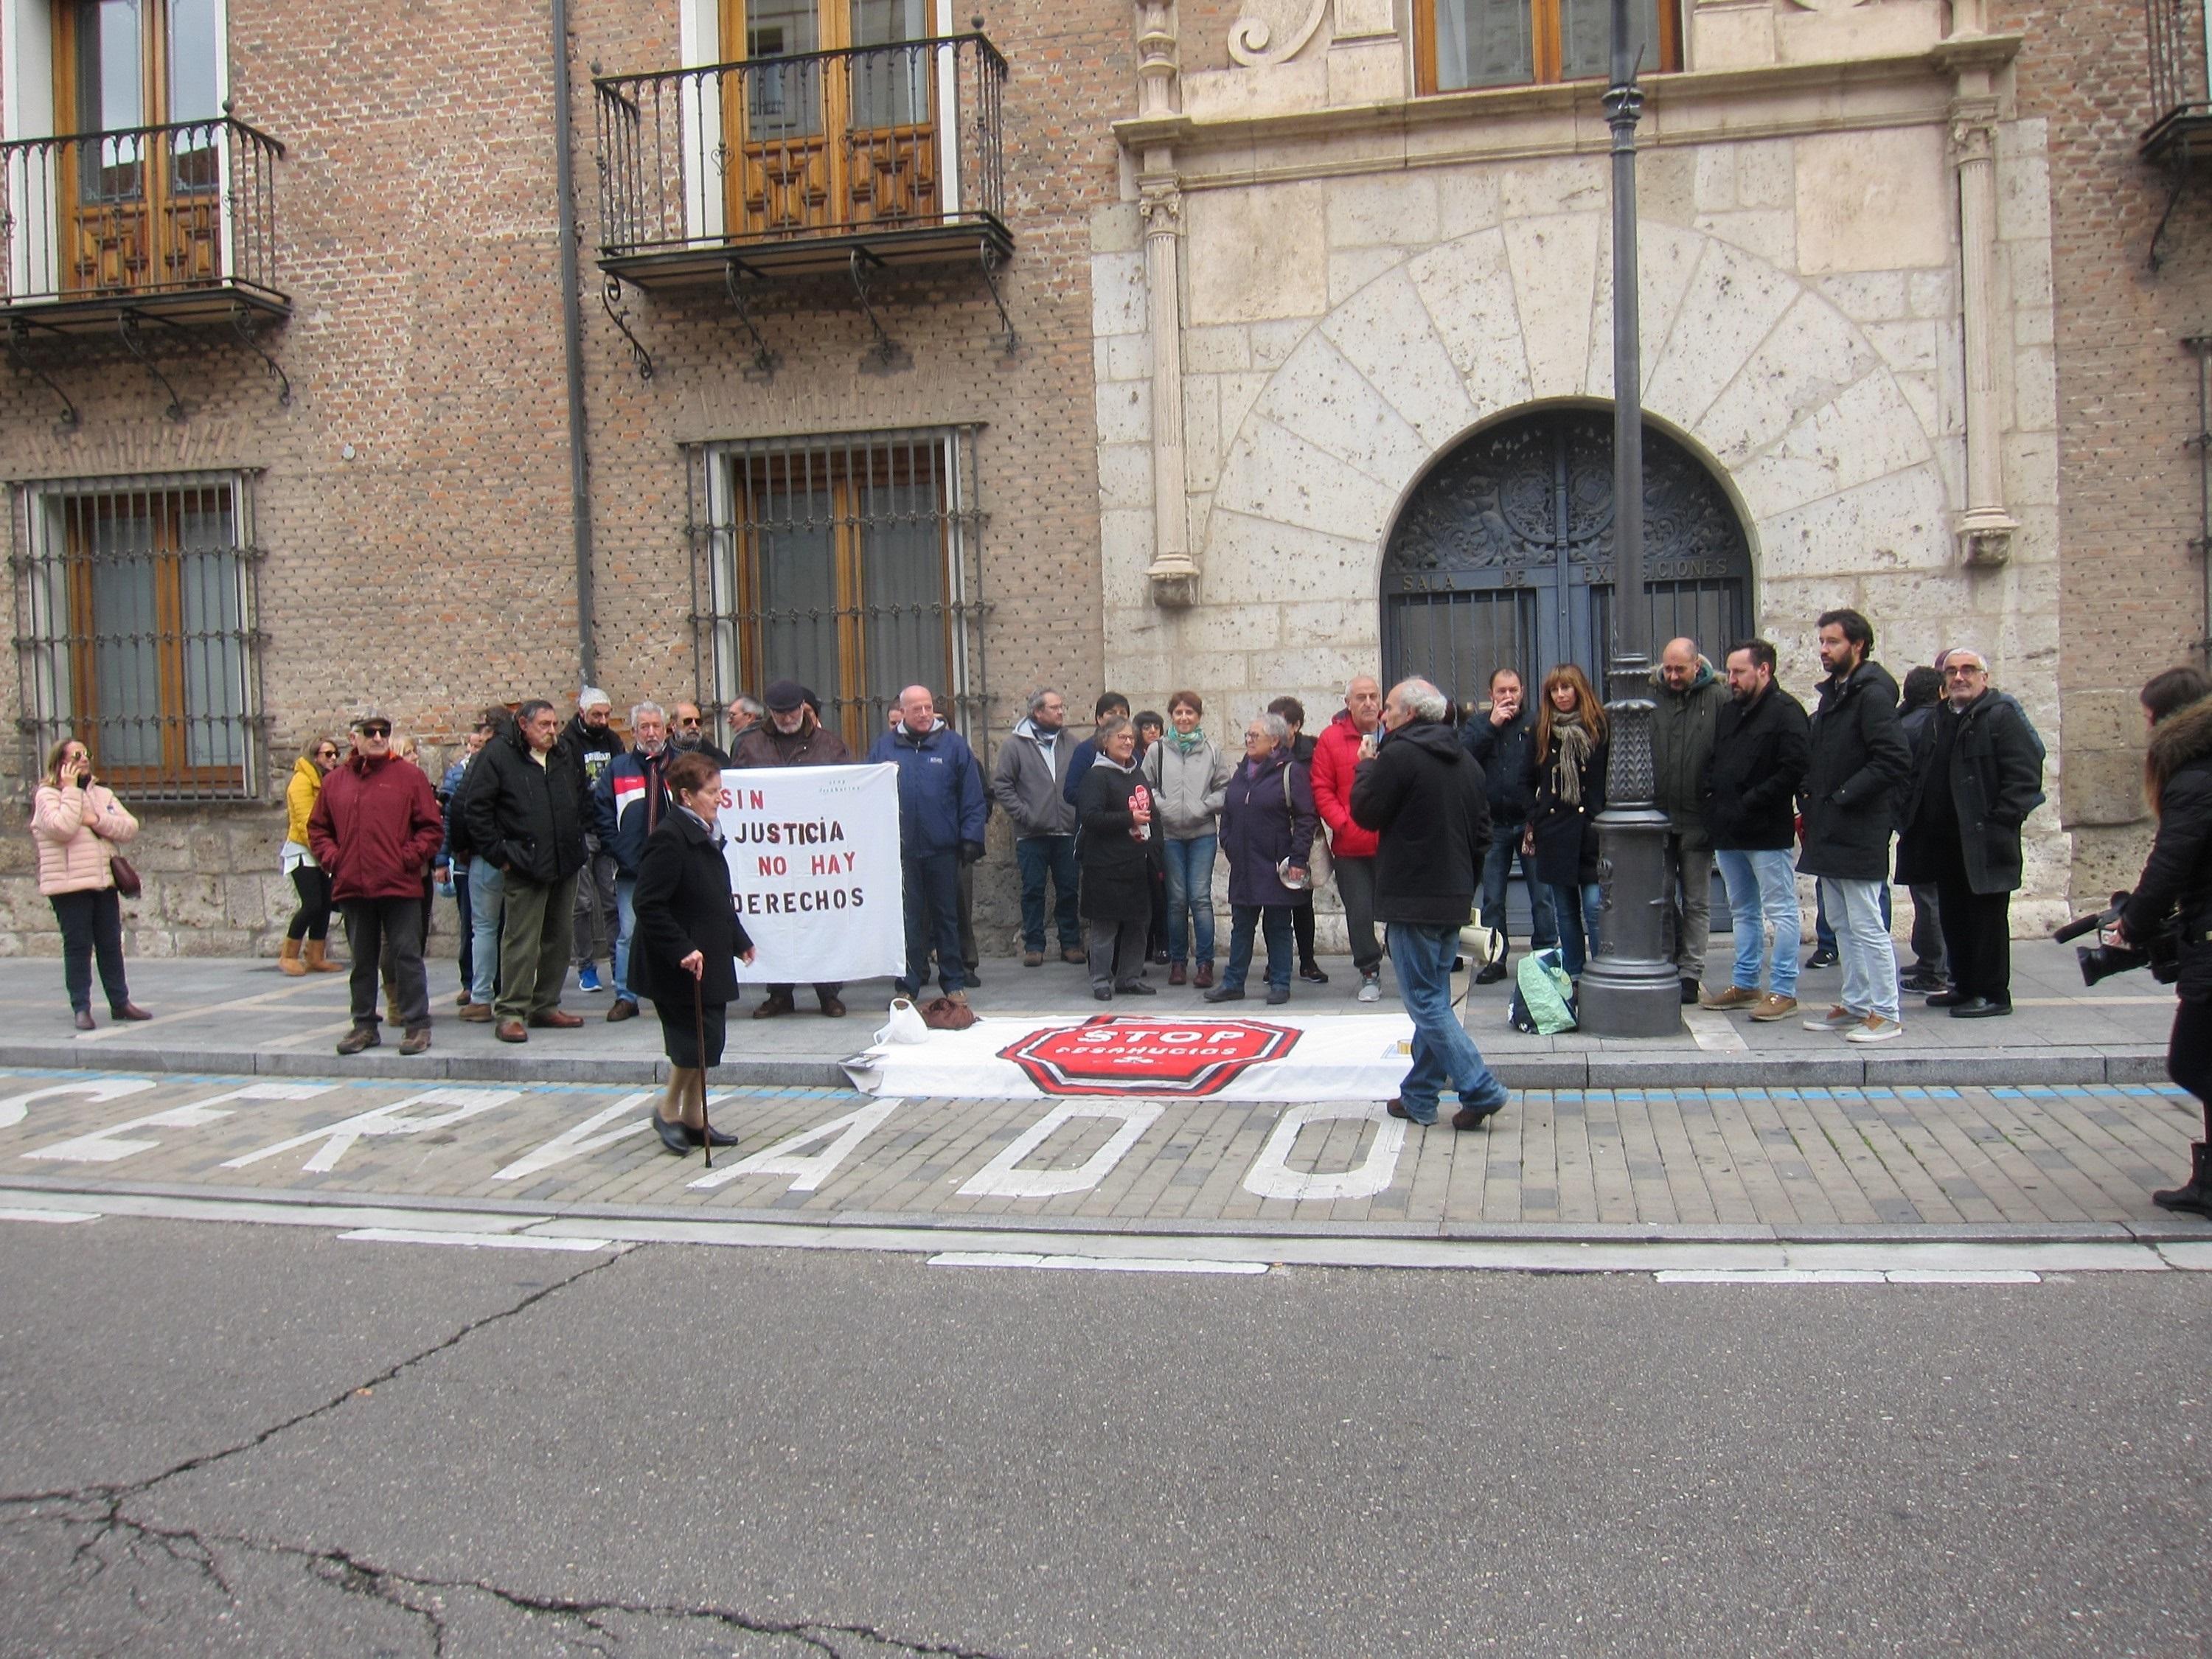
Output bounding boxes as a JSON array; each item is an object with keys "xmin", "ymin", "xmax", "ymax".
[
  {"xmin": 1652, "ymin": 636, "xmax": 1725, "ymax": 1004},
  {"xmin": 991, "ymin": 689, "xmax": 1084, "ymax": 967}
]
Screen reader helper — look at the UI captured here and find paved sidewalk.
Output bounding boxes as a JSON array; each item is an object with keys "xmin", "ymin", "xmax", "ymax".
[
  {"xmin": 0, "ymin": 1065, "xmax": 2205, "ymax": 1242},
  {"xmin": 0, "ymin": 939, "xmax": 2174, "ymax": 1088}
]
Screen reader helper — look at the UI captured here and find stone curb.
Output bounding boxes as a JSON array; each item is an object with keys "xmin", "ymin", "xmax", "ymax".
[
  {"xmin": 4, "ymin": 1172, "xmax": 2205, "ymax": 1246},
  {"xmin": 0, "ymin": 1037, "xmax": 2168, "ymax": 1091}
]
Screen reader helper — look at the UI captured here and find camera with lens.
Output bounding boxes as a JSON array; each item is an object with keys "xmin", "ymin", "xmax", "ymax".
[{"xmin": 2053, "ymin": 890, "xmax": 2182, "ymax": 987}]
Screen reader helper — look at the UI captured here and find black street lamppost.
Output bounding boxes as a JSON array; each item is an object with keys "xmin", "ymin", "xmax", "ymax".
[{"xmin": 1574, "ymin": 0, "xmax": 1682, "ymax": 1038}]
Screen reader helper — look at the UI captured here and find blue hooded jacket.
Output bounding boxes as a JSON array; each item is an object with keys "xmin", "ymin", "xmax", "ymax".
[{"xmin": 866, "ymin": 721, "xmax": 988, "ymax": 855}]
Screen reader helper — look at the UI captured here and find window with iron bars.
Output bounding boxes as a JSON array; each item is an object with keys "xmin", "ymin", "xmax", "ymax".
[
  {"xmin": 10, "ymin": 472, "xmax": 264, "ymax": 801},
  {"xmin": 686, "ymin": 427, "xmax": 989, "ymax": 757}
]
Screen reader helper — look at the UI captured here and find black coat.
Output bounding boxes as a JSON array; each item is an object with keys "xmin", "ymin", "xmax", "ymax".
[
  {"xmin": 1218, "ymin": 748, "xmax": 1318, "ymax": 908},
  {"xmin": 628, "ymin": 809, "xmax": 754, "ymax": 1009},
  {"xmin": 1076, "ymin": 759, "xmax": 1154, "ymax": 923},
  {"xmin": 1703, "ymin": 684, "xmax": 1812, "ymax": 852},
  {"xmin": 1798, "ymin": 659, "xmax": 1909, "ymax": 882},
  {"xmin": 2124, "ymin": 697, "xmax": 2212, "ymax": 1001},
  {"xmin": 1893, "ymin": 692, "xmax": 2047, "ymax": 894},
  {"xmin": 462, "ymin": 726, "xmax": 589, "ymax": 886},
  {"xmin": 1349, "ymin": 717, "xmax": 1489, "ymax": 927},
  {"xmin": 1527, "ymin": 728, "xmax": 1608, "ymax": 887},
  {"xmin": 1461, "ymin": 709, "xmax": 1539, "ymax": 824}
]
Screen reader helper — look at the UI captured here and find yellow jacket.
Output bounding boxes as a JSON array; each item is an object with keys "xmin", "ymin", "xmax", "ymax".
[{"xmin": 285, "ymin": 755, "xmax": 322, "ymax": 846}]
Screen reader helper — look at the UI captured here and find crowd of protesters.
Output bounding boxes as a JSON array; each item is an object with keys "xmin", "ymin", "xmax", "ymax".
[{"xmin": 27, "ymin": 616, "xmax": 2073, "ymax": 1082}]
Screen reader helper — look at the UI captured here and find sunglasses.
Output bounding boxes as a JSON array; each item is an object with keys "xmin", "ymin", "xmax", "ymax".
[
  {"xmin": 676, "ymin": 716, "xmax": 703, "ymax": 728},
  {"xmin": 358, "ymin": 724, "xmax": 392, "ymax": 738}
]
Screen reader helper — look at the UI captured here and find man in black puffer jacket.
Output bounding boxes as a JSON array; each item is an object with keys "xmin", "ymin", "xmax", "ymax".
[
  {"xmin": 1461, "ymin": 667, "xmax": 1557, "ymax": 984},
  {"xmin": 1798, "ymin": 608, "xmax": 1911, "ymax": 1043},
  {"xmin": 464, "ymin": 698, "xmax": 589, "ymax": 1042},
  {"xmin": 1352, "ymin": 676, "xmax": 1508, "ymax": 1133}
]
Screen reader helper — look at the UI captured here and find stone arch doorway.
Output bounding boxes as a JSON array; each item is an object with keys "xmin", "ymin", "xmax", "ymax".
[{"xmin": 1380, "ymin": 406, "xmax": 1753, "ymax": 707}]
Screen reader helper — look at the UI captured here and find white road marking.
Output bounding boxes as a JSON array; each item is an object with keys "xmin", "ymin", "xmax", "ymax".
[
  {"xmin": 928, "ymin": 1251, "xmax": 1269, "ymax": 1276},
  {"xmin": 0, "ymin": 1206, "xmax": 100, "ymax": 1224},
  {"xmin": 1683, "ymin": 1009, "xmax": 1750, "ymax": 1054},
  {"xmin": 490, "ymin": 1092, "xmax": 657, "ymax": 1182},
  {"xmin": 957, "ymin": 1101, "xmax": 1162, "ymax": 1198},
  {"xmin": 339, "ymin": 1228, "xmax": 618, "ymax": 1253},
  {"xmin": 1655, "ymin": 1283, "xmax": 2044, "ymax": 1292},
  {"xmin": 0, "ymin": 1077, "xmax": 158, "ymax": 1131},
  {"xmin": 220, "ymin": 1088, "xmax": 520, "ymax": 1173},
  {"xmin": 25, "ymin": 1082, "xmax": 338, "ymax": 1164},
  {"xmin": 1242, "ymin": 1101, "xmax": 1405, "ymax": 1201},
  {"xmin": 688, "ymin": 1096, "xmax": 902, "ymax": 1192}
]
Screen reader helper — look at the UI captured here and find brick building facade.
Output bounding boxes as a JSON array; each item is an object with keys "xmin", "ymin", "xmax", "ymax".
[{"xmin": 0, "ymin": 0, "xmax": 2205, "ymax": 959}]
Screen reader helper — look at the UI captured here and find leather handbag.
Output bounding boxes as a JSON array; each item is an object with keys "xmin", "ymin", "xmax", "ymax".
[{"xmin": 108, "ymin": 855, "xmax": 142, "ymax": 899}]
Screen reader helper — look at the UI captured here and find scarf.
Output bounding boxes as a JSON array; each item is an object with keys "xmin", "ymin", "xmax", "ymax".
[
  {"xmin": 1548, "ymin": 711, "xmax": 1593, "ymax": 809},
  {"xmin": 1171, "ymin": 727, "xmax": 1206, "ymax": 756}
]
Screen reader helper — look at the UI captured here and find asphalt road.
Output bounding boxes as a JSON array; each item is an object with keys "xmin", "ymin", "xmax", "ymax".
[{"xmin": 1, "ymin": 1218, "xmax": 2204, "ymax": 1657}]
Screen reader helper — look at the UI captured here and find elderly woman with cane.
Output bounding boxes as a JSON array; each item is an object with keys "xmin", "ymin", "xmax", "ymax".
[{"xmin": 630, "ymin": 751, "xmax": 755, "ymax": 1155}]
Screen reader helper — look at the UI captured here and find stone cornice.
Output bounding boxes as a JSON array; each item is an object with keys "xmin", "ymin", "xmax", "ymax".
[{"xmin": 1112, "ymin": 36, "xmax": 2025, "ymax": 184}]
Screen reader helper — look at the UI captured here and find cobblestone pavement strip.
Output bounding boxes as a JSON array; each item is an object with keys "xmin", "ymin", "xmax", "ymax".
[{"xmin": 1, "ymin": 1065, "xmax": 2207, "ymax": 1242}]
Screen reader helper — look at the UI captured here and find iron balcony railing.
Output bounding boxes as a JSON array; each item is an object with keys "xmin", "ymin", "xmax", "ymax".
[
  {"xmin": 594, "ymin": 34, "xmax": 1008, "ymax": 264},
  {"xmin": 0, "ymin": 115, "xmax": 285, "ymax": 308},
  {"xmin": 2146, "ymin": 0, "xmax": 2212, "ymax": 156}
]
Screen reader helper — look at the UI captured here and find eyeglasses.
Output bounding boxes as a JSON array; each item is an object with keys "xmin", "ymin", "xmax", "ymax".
[
  {"xmin": 676, "ymin": 716, "xmax": 703, "ymax": 728},
  {"xmin": 1942, "ymin": 665, "xmax": 1986, "ymax": 678},
  {"xmin": 316, "ymin": 748, "xmax": 339, "ymax": 759},
  {"xmin": 359, "ymin": 724, "xmax": 391, "ymax": 737}
]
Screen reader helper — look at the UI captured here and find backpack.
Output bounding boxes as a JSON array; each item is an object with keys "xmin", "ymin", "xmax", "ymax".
[{"xmin": 1509, "ymin": 947, "xmax": 1577, "ymax": 1034}]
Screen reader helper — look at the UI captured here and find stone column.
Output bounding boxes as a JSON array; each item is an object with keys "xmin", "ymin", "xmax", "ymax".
[
  {"xmin": 1135, "ymin": 0, "xmax": 1198, "ymax": 603},
  {"xmin": 1951, "ymin": 94, "xmax": 2017, "ymax": 568}
]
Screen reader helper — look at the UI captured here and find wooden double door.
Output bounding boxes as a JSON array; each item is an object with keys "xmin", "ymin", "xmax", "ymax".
[
  {"xmin": 53, "ymin": 0, "xmax": 225, "ymax": 296},
  {"xmin": 1382, "ymin": 408, "xmax": 1753, "ymax": 709},
  {"xmin": 723, "ymin": 0, "xmax": 943, "ymax": 240}
]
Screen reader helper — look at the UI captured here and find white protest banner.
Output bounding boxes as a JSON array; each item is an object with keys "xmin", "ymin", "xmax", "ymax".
[{"xmin": 718, "ymin": 764, "xmax": 905, "ymax": 984}]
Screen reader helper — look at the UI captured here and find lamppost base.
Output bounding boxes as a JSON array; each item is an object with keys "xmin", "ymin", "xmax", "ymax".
[{"xmin": 1576, "ymin": 804, "xmax": 1685, "ymax": 1038}]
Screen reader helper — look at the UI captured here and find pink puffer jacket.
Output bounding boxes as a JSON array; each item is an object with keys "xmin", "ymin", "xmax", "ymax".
[{"xmin": 31, "ymin": 782, "xmax": 139, "ymax": 897}]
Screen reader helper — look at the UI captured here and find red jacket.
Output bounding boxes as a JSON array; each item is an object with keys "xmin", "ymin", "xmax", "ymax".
[
  {"xmin": 308, "ymin": 753, "xmax": 445, "ymax": 903},
  {"xmin": 1310, "ymin": 709, "xmax": 1380, "ymax": 860}
]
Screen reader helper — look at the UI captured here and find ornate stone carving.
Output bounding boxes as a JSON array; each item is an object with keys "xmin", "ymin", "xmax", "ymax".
[
  {"xmin": 1135, "ymin": 0, "xmax": 1179, "ymax": 119},
  {"xmin": 1138, "ymin": 178, "xmax": 1183, "ymax": 235},
  {"xmin": 1227, "ymin": 0, "xmax": 1332, "ymax": 68}
]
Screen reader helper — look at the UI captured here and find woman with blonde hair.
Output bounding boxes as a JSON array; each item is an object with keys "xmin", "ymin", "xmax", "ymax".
[
  {"xmin": 31, "ymin": 737, "xmax": 150, "ymax": 1030},
  {"xmin": 280, "ymin": 734, "xmax": 346, "ymax": 975},
  {"xmin": 1523, "ymin": 664, "xmax": 1610, "ymax": 979}
]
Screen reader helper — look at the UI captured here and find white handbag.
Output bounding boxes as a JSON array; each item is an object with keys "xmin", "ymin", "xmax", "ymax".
[{"xmin": 874, "ymin": 997, "xmax": 931, "ymax": 1046}]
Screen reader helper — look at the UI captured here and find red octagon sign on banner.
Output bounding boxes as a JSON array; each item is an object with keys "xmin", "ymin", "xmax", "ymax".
[{"xmin": 999, "ymin": 1015, "xmax": 1301, "ymax": 1096}]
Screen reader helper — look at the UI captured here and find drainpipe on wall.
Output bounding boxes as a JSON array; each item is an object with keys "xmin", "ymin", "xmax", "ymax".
[{"xmin": 552, "ymin": 0, "xmax": 599, "ymax": 684}]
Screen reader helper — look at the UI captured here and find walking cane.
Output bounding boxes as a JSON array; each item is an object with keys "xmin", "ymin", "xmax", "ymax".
[{"xmin": 693, "ymin": 970, "xmax": 714, "ymax": 1168}]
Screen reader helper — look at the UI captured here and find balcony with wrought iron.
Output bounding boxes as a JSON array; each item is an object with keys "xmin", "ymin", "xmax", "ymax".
[
  {"xmin": 1, "ymin": 115, "xmax": 288, "ymax": 332},
  {"xmin": 2145, "ymin": 0, "xmax": 2212, "ymax": 159},
  {"xmin": 593, "ymin": 33, "xmax": 1010, "ymax": 288}
]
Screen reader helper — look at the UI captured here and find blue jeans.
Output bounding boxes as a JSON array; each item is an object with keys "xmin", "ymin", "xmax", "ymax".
[
  {"xmin": 1388, "ymin": 922, "xmax": 1508, "ymax": 1124},
  {"xmin": 900, "ymin": 851, "xmax": 966, "ymax": 996},
  {"xmin": 1224, "ymin": 902, "xmax": 1292, "ymax": 992},
  {"xmin": 1014, "ymin": 835, "xmax": 1081, "ymax": 954},
  {"xmin": 1544, "ymin": 881, "xmax": 1604, "ymax": 977},
  {"xmin": 466, "ymin": 855, "xmax": 504, "ymax": 1006},
  {"xmin": 1481, "ymin": 821, "xmax": 1557, "ymax": 948},
  {"xmin": 611, "ymin": 875, "xmax": 638, "ymax": 1001},
  {"xmin": 1715, "ymin": 849, "xmax": 1800, "ymax": 998},
  {"xmin": 1815, "ymin": 880, "xmax": 1889, "ymax": 951},
  {"xmin": 1162, "ymin": 834, "xmax": 1218, "ymax": 964},
  {"xmin": 1820, "ymin": 876, "xmax": 1899, "ymax": 1023}
]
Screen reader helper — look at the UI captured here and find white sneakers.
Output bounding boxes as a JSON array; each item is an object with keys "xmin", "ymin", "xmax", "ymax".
[{"xmin": 1801, "ymin": 1004, "xmax": 1906, "ymax": 1041}]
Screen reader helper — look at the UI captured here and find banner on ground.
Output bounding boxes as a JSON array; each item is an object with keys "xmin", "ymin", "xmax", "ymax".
[
  {"xmin": 717, "ymin": 764, "xmax": 905, "ymax": 986},
  {"xmin": 843, "ymin": 1012, "xmax": 1419, "ymax": 1101}
]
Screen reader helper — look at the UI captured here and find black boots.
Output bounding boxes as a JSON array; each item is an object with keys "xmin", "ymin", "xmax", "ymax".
[{"xmin": 2152, "ymin": 1142, "xmax": 2212, "ymax": 1217}]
